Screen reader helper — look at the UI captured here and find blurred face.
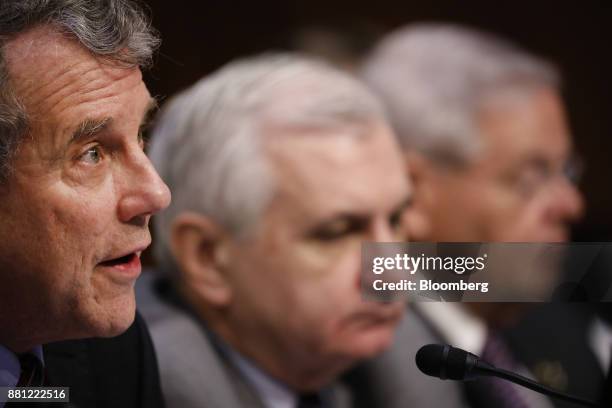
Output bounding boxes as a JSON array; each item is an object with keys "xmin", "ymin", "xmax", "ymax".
[
  {"xmin": 418, "ymin": 87, "xmax": 583, "ymax": 243},
  {"xmin": 0, "ymin": 26, "xmax": 170, "ymax": 350},
  {"xmin": 223, "ymin": 122, "xmax": 410, "ymax": 387}
]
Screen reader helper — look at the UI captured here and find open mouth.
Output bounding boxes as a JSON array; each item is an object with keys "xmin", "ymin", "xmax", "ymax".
[{"xmin": 99, "ymin": 253, "xmax": 137, "ymax": 267}]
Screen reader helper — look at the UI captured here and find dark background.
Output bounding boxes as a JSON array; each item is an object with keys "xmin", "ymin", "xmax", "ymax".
[{"xmin": 142, "ymin": 0, "xmax": 612, "ymax": 242}]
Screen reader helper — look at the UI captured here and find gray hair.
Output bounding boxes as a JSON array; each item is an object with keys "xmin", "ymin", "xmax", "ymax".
[
  {"xmin": 362, "ymin": 23, "xmax": 559, "ymax": 165},
  {"xmin": 0, "ymin": 0, "xmax": 160, "ymax": 181},
  {"xmin": 149, "ymin": 53, "xmax": 385, "ymax": 271}
]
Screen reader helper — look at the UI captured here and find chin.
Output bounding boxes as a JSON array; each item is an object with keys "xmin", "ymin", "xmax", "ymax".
[
  {"xmin": 101, "ymin": 311, "xmax": 136, "ymax": 337},
  {"xmin": 343, "ymin": 324, "xmax": 397, "ymax": 360},
  {"xmin": 82, "ymin": 292, "xmax": 137, "ymax": 338}
]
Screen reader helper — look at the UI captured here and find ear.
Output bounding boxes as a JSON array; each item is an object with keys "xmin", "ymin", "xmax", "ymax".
[
  {"xmin": 170, "ymin": 212, "xmax": 232, "ymax": 307},
  {"xmin": 403, "ymin": 151, "xmax": 435, "ymax": 240},
  {"xmin": 404, "ymin": 150, "xmax": 439, "ymax": 208}
]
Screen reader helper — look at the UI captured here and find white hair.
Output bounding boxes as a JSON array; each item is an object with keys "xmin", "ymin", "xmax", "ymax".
[
  {"xmin": 149, "ymin": 53, "xmax": 385, "ymax": 271},
  {"xmin": 361, "ymin": 23, "xmax": 559, "ymax": 164}
]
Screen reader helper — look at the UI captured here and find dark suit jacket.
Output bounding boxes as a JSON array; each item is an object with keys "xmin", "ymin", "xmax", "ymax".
[
  {"xmin": 39, "ymin": 312, "xmax": 165, "ymax": 408},
  {"xmin": 504, "ymin": 304, "xmax": 606, "ymax": 408}
]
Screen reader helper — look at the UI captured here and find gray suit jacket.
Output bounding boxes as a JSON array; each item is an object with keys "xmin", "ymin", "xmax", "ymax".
[{"xmin": 136, "ymin": 273, "xmax": 352, "ymax": 408}]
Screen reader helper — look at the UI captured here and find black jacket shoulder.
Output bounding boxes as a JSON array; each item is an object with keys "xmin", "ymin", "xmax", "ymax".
[{"xmin": 43, "ymin": 311, "xmax": 165, "ymax": 408}]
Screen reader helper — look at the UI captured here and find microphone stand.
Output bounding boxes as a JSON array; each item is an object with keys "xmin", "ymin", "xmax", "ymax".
[{"xmin": 475, "ymin": 362, "xmax": 600, "ymax": 408}]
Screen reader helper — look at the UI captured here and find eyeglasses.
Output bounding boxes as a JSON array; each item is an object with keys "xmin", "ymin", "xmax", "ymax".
[{"xmin": 499, "ymin": 154, "xmax": 584, "ymax": 199}]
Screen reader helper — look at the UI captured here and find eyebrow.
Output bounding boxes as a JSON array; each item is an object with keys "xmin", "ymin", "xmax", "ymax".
[
  {"xmin": 69, "ymin": 97, "xmax": 158, "ymax": 144},
  {"xmin": 314, "ymin": 193, "xmax": 414, "ymax": 227},
  {"xmin": 70, "ymin": 117, "xmax": 112, "ymax": 143}
]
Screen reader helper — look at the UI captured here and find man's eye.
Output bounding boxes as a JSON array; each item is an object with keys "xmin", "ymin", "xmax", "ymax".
[
  {"xmin": 312, "ymin": 220, "xmax": 351, "ymax": 241},
  {"xmin": 506, "ymin": 166, "xmax": 551, "ymax": 198},
  {"xmin": 309, "ymin": 218, "xmax": 367, "ymax": 241},
  {"xmin": 79, "ymin": 146, "xmax": 102, "ymax": 164}
]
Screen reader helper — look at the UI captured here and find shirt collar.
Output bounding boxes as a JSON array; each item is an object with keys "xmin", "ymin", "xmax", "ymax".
[
  {"xmin": 0, "ymin": 345, "xmax": 20, "ymax": 389},
  {"xmin": 0, "ymin": 344, "xmax": 44, "ymax": 388},
  {"xmin": 416, "ymin": 302, "xmax": 488, "ymax": 354},
  {"xmin": 223, "ymin": 343, "xmax": 297, "ymax": 408},
  {"xmin": 589, "ymin": 316, "xmax": 612, "ymax": 374}
]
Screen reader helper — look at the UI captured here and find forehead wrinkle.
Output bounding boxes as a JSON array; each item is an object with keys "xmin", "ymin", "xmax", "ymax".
[
  {"xmin": 40, "ymin": 65, "xmax": 140, "ymax": 113},
  {"xmin": 53, "ymin": 77, "xmax": 140, "ymax": 119},
  {"xmin": 21, "ymin": 70, "xmax": 145, "ymax": 163},
  {"xmin": 38, "ymin": 71, "xmax": 144, "ymax": 141},
  {"xmin": 7, "ymin": 30, "xmax": 142, "ymax": 118},
  {"xmin": 18, "ymin": 62, "xmax": 104, "ymax": 115}
]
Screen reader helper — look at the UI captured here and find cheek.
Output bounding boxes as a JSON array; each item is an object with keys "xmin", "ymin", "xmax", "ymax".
[
  {"xmin": 22, "ymin": 190, "xmax": 112, "ymax": 297},
  {"xmin": 457, "ymin": 184, "xmax": 526, "ymax": 239},
  {"xmin": 2, "ymin": 198, "xmax": 83, "ymax": 274},
  {"xmin": 54, "ymin": 183, "xmax": 116, "ymax": 241},
  {"xmin": 0, "ymin": 206, "xmax": 89, "ymax": 322},
  {"xmin": 287, "ymin": 242, "xmax": 363, "ymax": 326},
  {"xmin": 237, "ymin": 235, "xmax": 373, "ymax": 343},
  {"xmin": 500, "ymin": 199, "xmax": 557, "ymax": 241},
  {"xmin": 292, "ymin": 239, "xmax": 361, "ymax": 277},
  {"xmin": 476, "ymin": 183, "xmax": 554, "ymax": 239},
  {"xmin": 48, "ymin": 206, "xmax": 102, "ymax": 267},
  {"xmin": 32, "ymin": 209, "xmax": 97, "ymax": 308}
]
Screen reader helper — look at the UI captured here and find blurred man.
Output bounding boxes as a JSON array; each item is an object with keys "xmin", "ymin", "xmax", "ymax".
[
  {"xmin": 138, "ymin": 53, "xmax": 412, "ymax": 408},
  {"xmin": 348, "ymin": 24, "xmax": 593, "ymax": 408},
  {"xmin": 0, "ymin": 1, "xmax": 170, "ymax": 406}
]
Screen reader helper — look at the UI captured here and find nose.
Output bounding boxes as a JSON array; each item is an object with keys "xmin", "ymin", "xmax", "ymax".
[
  {"xmin": 544, "ymin": 177, "xmax": 584, "ymax": 226},
  {"xmin": 117, "ymin": 149, "xmax": 171, "ymax": 225},
  {"xmin": 402, "ymin": 207, "xmax": 430, "ymax": 241},
  {"xmin": 371, "ymin": 216, "xmax": 398, "ymax": 242}
]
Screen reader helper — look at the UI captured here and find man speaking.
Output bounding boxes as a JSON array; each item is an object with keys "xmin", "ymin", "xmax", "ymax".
[{"xmin": 0, "ymin": 1, "xmax": 170, "ymax": 406}]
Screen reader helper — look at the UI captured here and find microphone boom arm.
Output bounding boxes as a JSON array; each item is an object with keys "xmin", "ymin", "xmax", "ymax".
[
  {"xmin": 416, "ymin": 344, "xmax": 602, "ymax": 408},
  {"xmin": 476, "ymin": 363, "xmax": 600, "ymax": 408}
]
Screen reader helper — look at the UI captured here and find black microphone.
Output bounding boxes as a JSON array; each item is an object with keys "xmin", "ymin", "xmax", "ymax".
[{"xmin": 415, "ymin": 344, "xmax": 600, "ymax": 408}]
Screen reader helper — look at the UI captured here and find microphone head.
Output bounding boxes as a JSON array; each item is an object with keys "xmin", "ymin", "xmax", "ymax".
[
  {"xmin": 415, "ymin": 344, "xmax": 447, "ymax": 377},
  {"xmin": 416, "ymin": 344, "xmax": 480, "ymax": 380}
]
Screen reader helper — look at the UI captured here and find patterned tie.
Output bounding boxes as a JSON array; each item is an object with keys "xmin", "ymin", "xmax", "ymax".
[
  {"xmin": 16, "ymin": 353, "xmax": 44, "ymax": 387},
  {"xmin": 464, "ymin": 332, "xmax": 532, "ymax": 408},
  {"xmin": 297, "ymin": 392, "xmax": 324, "ymax": 408}
]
